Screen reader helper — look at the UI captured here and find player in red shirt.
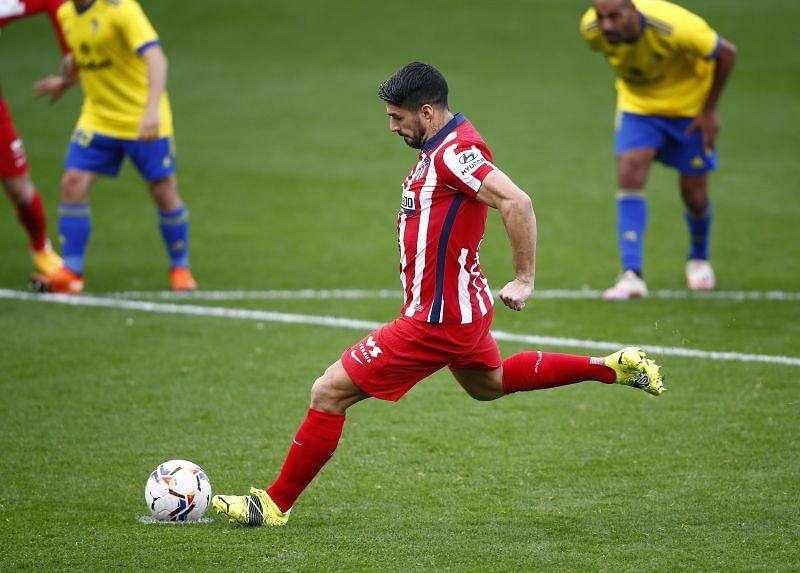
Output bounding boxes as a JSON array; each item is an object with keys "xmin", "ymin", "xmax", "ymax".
[
  {"xmin": 0, "ymin": 0, "xmax": 68, "ymax": 276},
  {"xmin": 212, "ymin": 62, "xmax": 667, "ymax": 526}
]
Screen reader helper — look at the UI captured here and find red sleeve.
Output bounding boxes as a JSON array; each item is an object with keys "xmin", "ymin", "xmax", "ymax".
[
  {"xmin": 0, "ymin": 0, "xmax": 69, "ymax": 54},
  {"xmin": 44, "ymin": 0, "xmax": 69, "ymax": 54},
  {"xmin": 439, "ymin": 140, "xmax": 496, "ymax": 196}
]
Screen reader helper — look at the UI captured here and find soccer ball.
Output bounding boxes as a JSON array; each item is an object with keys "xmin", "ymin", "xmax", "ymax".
[{"xmin": 144, "ymin": 459, "xmax": 212, "ymax": 521}]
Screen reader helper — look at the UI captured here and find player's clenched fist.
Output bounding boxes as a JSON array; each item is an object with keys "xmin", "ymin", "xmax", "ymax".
[{"xmin": 499, "ymin": 279, "xmax": 532, "ymax": 311}]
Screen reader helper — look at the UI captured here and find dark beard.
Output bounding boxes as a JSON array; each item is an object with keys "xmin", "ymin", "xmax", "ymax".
[
  {"xmin": 402, "ymin": 130, "xmax": 424, "ymax": 149},
  {"xmin": 399, "ymin": 119, "xmax": 426, "ymax": 149}
]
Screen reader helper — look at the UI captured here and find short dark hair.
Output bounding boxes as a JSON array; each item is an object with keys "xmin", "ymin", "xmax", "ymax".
[{"xmin": 378, "ymin": 61, "xmax": 449, "ymax": 110}]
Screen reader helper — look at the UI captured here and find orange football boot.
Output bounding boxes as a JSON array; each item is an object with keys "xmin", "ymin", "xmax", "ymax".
[
  {"xmin": 30, "ymin": 267, "xmax": 84, "ymax": 294},
  {"xmin": 170, "ymin": 267, "xmax": 197, "ymax": 291}
]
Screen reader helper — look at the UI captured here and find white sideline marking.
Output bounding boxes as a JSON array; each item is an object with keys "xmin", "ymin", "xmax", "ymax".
[
  {"xmin": 2, "ymin": 288, "xmax": 799, "ymax": 367},
  {"xmin": 111, "ymin": 289, "xmax": 404, "ymax": 300},
  {"xmin": 106, "ymin": 288, "xmax": 800, "ymax": 301}
]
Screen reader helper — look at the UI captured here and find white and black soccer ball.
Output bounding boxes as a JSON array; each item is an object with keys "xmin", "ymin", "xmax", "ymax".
[{"xmin": 144, "ymin": 459, "xmax": 212, "ymax": 521}]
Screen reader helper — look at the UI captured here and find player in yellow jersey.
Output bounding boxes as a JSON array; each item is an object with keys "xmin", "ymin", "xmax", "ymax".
[
  {"xmin": 31, "ymin": 0, "xmax": 196, "ymax": 293},
  {"xmin": 580, "ymin": 0, "xmax": 735, "ymax": 299}
]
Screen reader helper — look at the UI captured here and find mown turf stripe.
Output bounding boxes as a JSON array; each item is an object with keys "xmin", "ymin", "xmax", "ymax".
[{"xmin": 2, "ymin": 288, "xmax": 798, "ymax": 367}]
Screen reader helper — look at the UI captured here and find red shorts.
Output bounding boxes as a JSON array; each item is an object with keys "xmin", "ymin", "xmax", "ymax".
[
  {"xmin": 0, "ymin": 95, "xmax": 28, "ymax": 178},
  {"xmin": 341, "ymin": 308, "xmax": 501, "ymax": 402}
]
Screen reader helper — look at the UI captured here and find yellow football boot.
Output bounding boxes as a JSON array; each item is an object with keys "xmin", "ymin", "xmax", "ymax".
[
  {"xmin": 605, "ymin": 346, "xmax": 666, "ymax": 396},
  {"xmin": 212, "ymin": 487, "xmax": 289, "ymax": 526},
  {"xmin": 32, "ymin": 241, "xmax": 63, "ymax": 275}
]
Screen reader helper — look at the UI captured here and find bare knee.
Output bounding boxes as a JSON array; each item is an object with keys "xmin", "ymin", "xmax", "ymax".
[
  {"xmin": 452, "ymin": 369, "xmax": 504, "ymax": 402},
  {"xmin": 682, "ymin": 190, "xmax": 709, "ymax": 215},
  {"xmin": 310, "ymin": 370, "xmax": 339, "ymax": 411},
  {"xmin": 2, "ymin": 175, "xmax": 34, "ymax": 205},
  {"xmin": 149, "ymin": 176, "xmax": 182, "ymax": 211},
  {"xmin": 462, "ymin": 386, "xmax": 503, "ymax": 402},
  {"xmin": 681, "ymin": 175, "xmax": 710, "ymax": 215},
  {"xmin": 309, "ymin": 361, "xmax": 369, "ymax": 414},
  {"xmin": 61, "ymin": 170, "xmax": 92, "ymax": 203},
  {"xmin": 617, "ymin": 150, "xmax": 656, "ymax": 189}
]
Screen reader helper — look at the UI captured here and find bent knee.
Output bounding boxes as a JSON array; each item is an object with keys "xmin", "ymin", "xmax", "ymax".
[
  {"xmin": 309, "ymin": 362, "xmax": 364, "ymax": 414},
  {"xmin": 61, "ymin": 170, "xmax": 90, "ymax": 202},
  {"xmin": 310, "ymin": 371, "xmax": 335, "ymax": 404},
  {"xmin": 2, "ymin": 176, "xmax": 33, "ymax": 204},
  {"xmin": 617, "ymin": 151, "xmax": 655, "ymax": 189},
  {"xmin": 148, "ymin": 176, "xmax": 182, "ymax": 210},
  {"xmin": 465, "ymin": 387, "xmax": 503, "ymax": 401}
]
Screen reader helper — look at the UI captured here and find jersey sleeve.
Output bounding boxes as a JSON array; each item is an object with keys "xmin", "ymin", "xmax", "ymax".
[
  {"xmin": 0, "ymin": 0, "xmax": 69, "ymax": 53},
  {"xmin": 115, "ymin": 0, "xmax": 160, "ymax": 55},
  {"xmin": 45, "ymin": 0, "xmax": 69, "ymax": 54},
  {"xmin": 672, "ymin": 7, "xmax": 719, "ymax": 59},
  {"xmin": 579, "ymin": 7, "xmax": 603, "ymax": 51},
  {"xmin": 440, "ymin": 141, "xmax": 496, "ymax": 196}
]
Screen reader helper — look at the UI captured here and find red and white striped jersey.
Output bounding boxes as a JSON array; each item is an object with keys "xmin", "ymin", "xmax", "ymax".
[
  {"xmin": 0, "ymin": 0, "xmax": 69, "ymax": 54},
  {"xmin": 397, "ymin": 113, "xmax": 496, "ymax": 324}
]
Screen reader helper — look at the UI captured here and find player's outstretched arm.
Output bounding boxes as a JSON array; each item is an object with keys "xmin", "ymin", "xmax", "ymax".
[
  {"xmin": 476, "ymin": 169, "xmax": 537, "ymax": 311},
  {"xmin": 34, "ymin": 53, "xmax": 77, "ymax": 104}
]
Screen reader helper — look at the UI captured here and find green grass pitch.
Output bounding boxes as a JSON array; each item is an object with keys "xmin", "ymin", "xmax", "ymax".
[{"xmin": 1, "ymin": 1, "xmax": 798, "ymax": 570}]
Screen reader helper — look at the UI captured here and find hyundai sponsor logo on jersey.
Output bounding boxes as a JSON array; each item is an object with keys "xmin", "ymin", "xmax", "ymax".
[
  {"xmin": 457, "ymin": 148, "xmax": 485, "ymax": 176},
  {"xmin": 458, "ymin": 151, "xmax": 477, "ymax": 164}
]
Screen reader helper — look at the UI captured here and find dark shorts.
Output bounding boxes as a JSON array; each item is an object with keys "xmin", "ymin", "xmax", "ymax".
[
  {"xmin": 341, "ymin": 309, "xmax": 501, "ymax": 402},
  {"xmin": 64, "ymin": 129, "xmax": 176, "ymax": 181},
  {"xmin": 615, "ymin": 112, "xmax": 717, "ymax": 175}
]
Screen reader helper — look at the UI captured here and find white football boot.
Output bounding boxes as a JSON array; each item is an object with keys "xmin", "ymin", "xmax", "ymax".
[
  {"xmin": 686, "ymin": 259, "xmax": 716, "ymax": 290},
  {"xmin": 603, "ymin": 270, "xmax": 648, "ymax": 301}
]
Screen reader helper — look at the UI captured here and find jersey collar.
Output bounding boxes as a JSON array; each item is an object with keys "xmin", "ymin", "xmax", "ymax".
[
  {"xmin": 422, "ymin": 112, "xmax": 465, "ymax": 154},
  {"xmin": 625, "ymin": 11, "xmax": 647, "ymax": 43},
  {"xmin": 76, "ymin": 0, "xmax": 97, "ymax": 15}
]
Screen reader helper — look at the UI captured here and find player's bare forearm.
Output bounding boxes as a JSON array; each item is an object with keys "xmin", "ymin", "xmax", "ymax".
[
  {"xmin": 140, "ymin": 45, "xmax": 168, "ymax": 140},
  {"xmin": 498, "ymin": 204, "xmax": 536, "ymax": 311},
  {"xmin": 477, "ymin": 169, "xmax": 537, "ymax": 310},
  {"xmin": 502, "ymin": 198, "xmax": 536, "ymax": 285},
  {"xmin": 703, "ymin": 37, "xmax": 736, "ymax": 114},
  {"xmin": 689, "ymin": 37, "xmax": 736, "ymax": 148},
  {"xmin": 60, "ymin": 53, "xmax": 78, "ymax": 85}
]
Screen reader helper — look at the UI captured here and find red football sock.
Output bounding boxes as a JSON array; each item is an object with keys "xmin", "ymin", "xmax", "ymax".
[
  {"xmin": 267, "ymin": 407, "xmax": 345, "ymax": 513},
  {"xmin": 501, "ymin": 351, "xmax": 616, "ymax": 394},
  {"xmin": 16, "ymin": 189, "xmax": 47, "ymax": 251}
]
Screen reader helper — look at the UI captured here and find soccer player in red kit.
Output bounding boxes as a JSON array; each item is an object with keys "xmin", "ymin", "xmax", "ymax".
[
  {"xmin": 213, "ymin": 62, "xmax": 666, "ymax": 527},
  {"xmin": 0, "ymin": 0, "xmax": 68, "ymax": 276}
]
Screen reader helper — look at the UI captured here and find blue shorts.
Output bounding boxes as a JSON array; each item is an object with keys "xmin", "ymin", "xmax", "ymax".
[
  {"xmin": 64, "ymin": 129, "xmax": 176, "ymax": 182},
  {"xmin": 615, "ymin": 112, "xmax": 717, "ymax": 175}
]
